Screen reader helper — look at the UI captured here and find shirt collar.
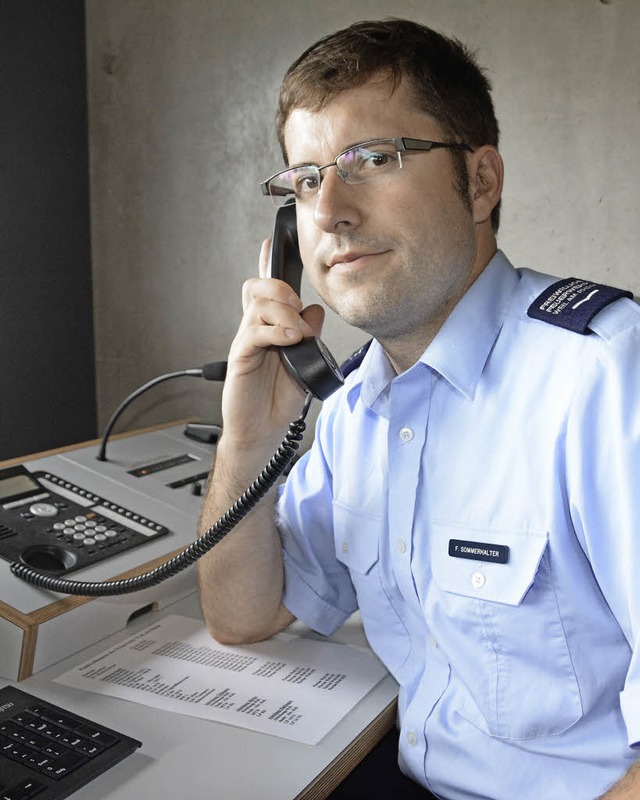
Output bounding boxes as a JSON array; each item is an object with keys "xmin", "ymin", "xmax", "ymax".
[
  {"xmin": 346, "ymin": 251, "xmax": 520, "ymax": 410},
  {"xmin": 422, "ymin": 251, "xmax": 520, "ymax": 399}
]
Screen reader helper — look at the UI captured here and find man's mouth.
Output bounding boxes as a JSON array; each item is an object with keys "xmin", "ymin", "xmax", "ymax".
[{"xmin": 326, "ymin": 249, "xmax": 391, "ymax": 271}]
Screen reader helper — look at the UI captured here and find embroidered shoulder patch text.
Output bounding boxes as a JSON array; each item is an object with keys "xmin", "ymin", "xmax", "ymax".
[{"xmin": 527, "ymin": 277, "xmax": 632, "ymax": 334}]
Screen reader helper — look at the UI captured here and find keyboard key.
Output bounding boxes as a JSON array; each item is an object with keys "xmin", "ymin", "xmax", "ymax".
[
  {"xmin": 1, "ymin": 743, "xmax": 29, "ymax": 765},
  {"xmin": 0, "ymin": 723, "xmax": 22, "ymax": 741},
  {"xmin": 23, "ymin": 753, "xmax": 51, "ymax": 772},
  {"xmin": 28, "ymin": 722, "xmax": 64, "ymax": 741},
  {"xmin": 75, "ymin": 739, "xmax": 103, "ymax": 757},
  {"xmin": 19, "ymin": 733, "xmax": 47, "ymax": 752},
  {"xmin": 42, "ymin": 751, "xmax": 87, "ymax": 780},
  {"xmin": 36, "ymin": 710, "xmax": 79, "ymax": 732},
  {"xmin": 40, "ymin": 739, "xmax": 68, "ymax": 759},
  {"xmin": 1, "ymin": 777, "xmax": 46, "ymax": 799},
  {"xmin": 74, "ymin": 725, "xmax": 117, "ymax": 748},
  {"xmin": 56, "ymin": 731, "xmax": 83, "ymax": 749}
]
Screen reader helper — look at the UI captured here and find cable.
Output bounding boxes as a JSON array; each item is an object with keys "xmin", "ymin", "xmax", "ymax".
[
  {"xmin": 10, "ymin": 394, "xmax": 313, "ymax": 596},
  {"xmin": 96, "ymin": 362, "xmax": 227, "ymax": 462}
]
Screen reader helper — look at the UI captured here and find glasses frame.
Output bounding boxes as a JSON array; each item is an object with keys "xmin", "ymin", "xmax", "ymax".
[{"xmin": 260, "ymin": 137, "xmax": 473, "ymax": 206}]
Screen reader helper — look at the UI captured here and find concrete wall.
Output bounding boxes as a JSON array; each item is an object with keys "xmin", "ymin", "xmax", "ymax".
[{"xmin": 85, "ymin": 0, "xmax": 640, "ymax": 434}]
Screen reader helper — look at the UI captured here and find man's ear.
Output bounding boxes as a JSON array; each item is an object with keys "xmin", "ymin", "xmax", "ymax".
[{"xmin": 469, "ymin": 146, "xmax": 503, "ymax": 224}]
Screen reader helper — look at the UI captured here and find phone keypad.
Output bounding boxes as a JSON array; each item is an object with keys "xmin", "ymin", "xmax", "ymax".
[
  {"xmin": 49, "ymin": 512, "xmax": 126, "ymax": 552},
  {"xmin": 0, "ymin": 471, "xmax": 170, "ymax": 574}
]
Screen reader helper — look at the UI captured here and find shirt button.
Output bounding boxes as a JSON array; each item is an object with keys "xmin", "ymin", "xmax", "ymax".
[
  {"xmin": 341, "ymin": 542, "xmax": 349, "ymax": 554},
  {"xmin": 399, "ymin": 427, "xmax": 414, "ymax": 442},
  {"xmin": 471, "ymin": 571, "xmax": 486, "ymax": 589},
  {"xmin": 406, "ymin": 731, "xmax": 418, "ymax": 747},
  {"xmin": 396, "ymin": 539, "xmax": 407, "ymax": 554}
]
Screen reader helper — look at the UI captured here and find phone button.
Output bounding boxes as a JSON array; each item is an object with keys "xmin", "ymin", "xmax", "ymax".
[{"xmin": 29, "ymin": 503, "xmax": 59, "ymax": 518}]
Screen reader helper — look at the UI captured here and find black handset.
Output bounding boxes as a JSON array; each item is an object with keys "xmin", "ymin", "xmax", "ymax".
[{"xmin": 269, "ymin": 203, "xmax": 344, "ymax": 400}]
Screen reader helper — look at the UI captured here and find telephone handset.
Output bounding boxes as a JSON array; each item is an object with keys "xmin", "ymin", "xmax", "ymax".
[{"xmin": 269, "ymin": 203, "xmax": 344, "ymax": 400}]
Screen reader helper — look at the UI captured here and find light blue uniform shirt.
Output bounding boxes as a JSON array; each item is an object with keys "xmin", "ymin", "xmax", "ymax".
[{"xmin": 277, "ymin": 252, "xmax": 640, "ymax": 799}]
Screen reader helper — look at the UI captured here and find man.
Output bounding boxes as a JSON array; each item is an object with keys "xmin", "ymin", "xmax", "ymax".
[{"xmin": 197, "ymin": 19, "xmax": 640, "ymax": 799}]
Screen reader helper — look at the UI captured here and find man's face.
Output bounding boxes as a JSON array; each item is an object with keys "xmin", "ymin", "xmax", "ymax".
[{"xmin": 283, "ymin": 78, "xmax": 487, "ymax": 348}]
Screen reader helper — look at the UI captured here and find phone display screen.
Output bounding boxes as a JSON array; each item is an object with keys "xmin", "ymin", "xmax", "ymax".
[{"xmin": 0, "ymin": 473, "xmax": 40, "ymax": 502}]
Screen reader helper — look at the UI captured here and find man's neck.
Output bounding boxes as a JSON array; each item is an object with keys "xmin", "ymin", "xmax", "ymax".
[{"xmin": 382, "ymin": 245, "xmax": 497, "ymax": 374}]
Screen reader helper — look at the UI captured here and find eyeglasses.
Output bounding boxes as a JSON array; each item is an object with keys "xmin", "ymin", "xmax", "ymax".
[{"xmin": 260, "ymin": 137, "xmax": 473, "ymax": 207}]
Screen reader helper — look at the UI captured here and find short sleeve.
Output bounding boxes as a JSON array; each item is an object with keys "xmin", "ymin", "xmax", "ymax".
[
  {"xmin": 277, "ymin": 408, "xmax": 357, "ymax": 636},
  {"xmin": 566, "ymin": 321, "xmax": 640, "ymax": 747}
]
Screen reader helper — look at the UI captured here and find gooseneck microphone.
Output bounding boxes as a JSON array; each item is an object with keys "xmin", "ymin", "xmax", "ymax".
[{"xmin": 96, "ymin": 362, "xmax": 227, "ymax": 462}]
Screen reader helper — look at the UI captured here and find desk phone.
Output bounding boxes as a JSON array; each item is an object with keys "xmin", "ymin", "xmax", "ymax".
[{"xmin": 0, "ymin": 465, "xmax": 169, "ymax": 576}]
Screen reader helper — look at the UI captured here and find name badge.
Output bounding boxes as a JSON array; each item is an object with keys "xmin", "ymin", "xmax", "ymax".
[{"xmin": 448, "ymin": 539, "xmax": 509, "ymax": 564}]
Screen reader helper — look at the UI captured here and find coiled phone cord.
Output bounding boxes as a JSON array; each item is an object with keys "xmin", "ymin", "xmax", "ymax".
[{"xmin": 10, "ymin": 394, "xmax": 313, "ymax": 597}]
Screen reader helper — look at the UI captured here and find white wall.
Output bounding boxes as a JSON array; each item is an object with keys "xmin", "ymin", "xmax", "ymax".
[{"xmin": 85, "ymin": 0, "xmax": 640, "ymax": 433}]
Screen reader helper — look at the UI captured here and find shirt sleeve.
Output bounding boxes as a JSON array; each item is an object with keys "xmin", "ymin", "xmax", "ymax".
[
  {"xmin": 566, "ymin": 317, "xmax": 640, "ymax": 748},
  {"xmin": 277, "ymin": 406, "xmax": 358, "ymax": 636}
]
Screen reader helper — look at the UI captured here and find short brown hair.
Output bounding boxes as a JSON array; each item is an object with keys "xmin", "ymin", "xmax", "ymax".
[{"xmin": 276, "ymin": 18, "xmax": 501, "ymax": 230}]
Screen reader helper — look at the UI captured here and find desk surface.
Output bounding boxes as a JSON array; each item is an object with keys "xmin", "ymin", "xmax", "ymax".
[
  {"xmin": 2, "ymin": 593, "xmax": 398, "ymax": 800},
  {"xmin": 0, "ymin": 428, "xmax": 398, "ymax": 797}
]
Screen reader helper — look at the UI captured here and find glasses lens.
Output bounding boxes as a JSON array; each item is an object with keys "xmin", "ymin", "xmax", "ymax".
[
  {"xmin": 337, "ymin": 141, "xmax": 400, "ymax": 184},
  {"xmin": 267, "ymin": 166, "xmax": 320, "ymax": 206}
]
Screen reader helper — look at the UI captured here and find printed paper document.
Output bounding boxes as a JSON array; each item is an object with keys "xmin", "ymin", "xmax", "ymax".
[{"xmin": 55, "ymin": 615, "xmax": 388, "ymax": 744}]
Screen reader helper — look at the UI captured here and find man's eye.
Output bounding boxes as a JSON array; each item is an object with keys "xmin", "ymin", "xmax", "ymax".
[
  {"xmin": 358, "ymin": 149, "xmax": 397, "ymax": 171},
  {"xmin": 293, "ymin": 173, "xmax": 319, "ymax": 196},
  {"xmin": 368, "ymin": 153, "xmax": 390, "ymax": 166}
]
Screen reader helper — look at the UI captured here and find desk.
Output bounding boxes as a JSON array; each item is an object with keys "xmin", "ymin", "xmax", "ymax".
[
  {"xmin": 1, "ymin": 595, "xmax": 398, "ymax": 799},
  {"xmin": 0, "ymin": 430, "xmax": 399, "ymax": 798}
]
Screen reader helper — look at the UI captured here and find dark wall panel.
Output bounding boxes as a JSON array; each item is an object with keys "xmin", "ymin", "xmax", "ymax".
[{"xmin": 0, "ymin": 1, "xmax": 96, "ymax": 459}]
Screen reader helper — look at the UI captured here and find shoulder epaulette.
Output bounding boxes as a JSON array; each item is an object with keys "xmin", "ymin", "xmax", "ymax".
[
  {"xmin": 340, "ymin": 339, "xmax": 372, "ymax": 379},
  {"xmin": 527, "ymin": 277, "xmax": 633, "ymax": 334}
]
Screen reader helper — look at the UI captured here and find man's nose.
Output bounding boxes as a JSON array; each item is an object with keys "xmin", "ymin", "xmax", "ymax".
[{"xmin": 313, "ymin": 168, "xmax": 363, "ymax": 232}]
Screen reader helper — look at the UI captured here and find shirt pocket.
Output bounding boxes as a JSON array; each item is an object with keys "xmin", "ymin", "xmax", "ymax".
[
  {"xmin": 333, "ymin": 502, "xmax": 411, "ymax": 677},
  {"xmin": 430, "ymin": 522, "xmax": 583, "ymax": 740}
]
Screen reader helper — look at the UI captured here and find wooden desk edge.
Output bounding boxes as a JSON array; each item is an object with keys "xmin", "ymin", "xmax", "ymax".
[{"xmin": 296, "ymin": 697, "xmax": 398, "ymax": 800}]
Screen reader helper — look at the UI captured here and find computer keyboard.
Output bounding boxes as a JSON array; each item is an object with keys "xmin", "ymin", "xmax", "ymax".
[{"xmin": 0, "ymin": 686, "xmax": 141, "ymax": 799}]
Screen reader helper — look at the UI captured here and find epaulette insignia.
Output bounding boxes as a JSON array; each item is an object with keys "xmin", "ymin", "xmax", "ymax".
[
  {"xmin": 527, "ymin": 277, "xmax": 632, "ymax": 334},
  {"xmin": 339, "ymin": 339, "xmax": 372, "ymax": 379}
]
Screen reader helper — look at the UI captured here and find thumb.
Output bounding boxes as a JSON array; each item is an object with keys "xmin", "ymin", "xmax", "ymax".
[{"xmin": 301, "ymin": 303, "xmax": 325, "ymax": 338}]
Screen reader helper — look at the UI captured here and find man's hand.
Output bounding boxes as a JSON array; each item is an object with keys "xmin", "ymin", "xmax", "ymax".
[{"xmin": 221, "ymin": 238, "xmax": 324, "ymax": 452}]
